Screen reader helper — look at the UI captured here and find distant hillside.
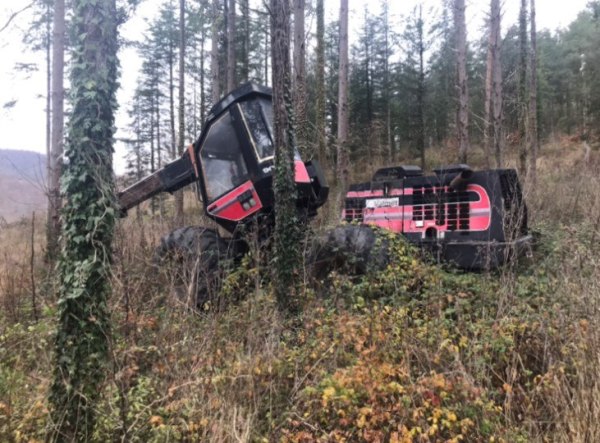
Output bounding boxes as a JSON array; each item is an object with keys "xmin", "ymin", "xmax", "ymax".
[{"xmin": 0, "ymin": 149, "xmax": 47, "ymax": 223}]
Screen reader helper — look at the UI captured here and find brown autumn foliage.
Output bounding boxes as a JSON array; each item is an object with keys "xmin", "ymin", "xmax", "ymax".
[{"xmin": 0, "ymin": 139, "xmax": 599, "ymax": 442}]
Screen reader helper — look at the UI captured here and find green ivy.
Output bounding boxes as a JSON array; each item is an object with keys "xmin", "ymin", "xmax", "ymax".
[{"xmin": 49, "ymin": 0, "xmax": 119, "ymax": 441}]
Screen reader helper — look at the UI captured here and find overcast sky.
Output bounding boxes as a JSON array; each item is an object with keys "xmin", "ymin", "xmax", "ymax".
[{"xmin": 0, "ymin": 0, "xmax": 590, "ymax": 174}]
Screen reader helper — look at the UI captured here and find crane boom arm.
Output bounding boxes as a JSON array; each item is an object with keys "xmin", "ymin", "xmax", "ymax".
[{"xmin": 118, "ymin": 149, "xmax": 198, "ymax": 213}]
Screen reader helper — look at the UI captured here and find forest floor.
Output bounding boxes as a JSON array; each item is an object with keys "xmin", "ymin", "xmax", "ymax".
[{"xmin": 1, "ymin": 138, "xmax": 599, "ymax": 442}]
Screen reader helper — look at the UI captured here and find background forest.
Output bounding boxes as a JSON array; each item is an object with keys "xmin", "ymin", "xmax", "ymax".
[{"xmin": 1, "ymin": 0, "xmax": 600, "ymax": 442}]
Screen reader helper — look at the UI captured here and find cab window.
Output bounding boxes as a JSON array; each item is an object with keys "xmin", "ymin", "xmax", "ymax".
[
  {"xmin": 239, "ymin": 98, "xmax": 274, "ymax": 161},
  {"xmin": 199, "ymin": 112, "xmax": 248, "ymax": 201}
]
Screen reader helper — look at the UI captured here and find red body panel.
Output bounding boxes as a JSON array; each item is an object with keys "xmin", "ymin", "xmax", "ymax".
[
  {"xmin": 343, "ymin": 184, "xmax": 491, "ymax": 235},
  {"xmin": 207, "ymin": 180, "xmax": 263, "ymax": 222},
  {"xmin": 294, "ymin": 160, "xmax": 311, "ymax": 183}
]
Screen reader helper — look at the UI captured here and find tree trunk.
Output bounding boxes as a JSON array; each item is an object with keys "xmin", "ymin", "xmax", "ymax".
[
  {"xmin": 315, "ymin": 0, "xmax": 326, "ymax": 164},
  {"xmin": 50, "ymin": 0, "xmax": 118, "ymax": 439},
  {"xmin": 226, "ymin": 0, "xmax": 236, "ymax": 91},
  {"xmin": 485, "ymin": 0, "xmax": 503, "ymax": 169},
  {"xmin": 293, "ymin": 0, "xmax": 308, "ymax": 156},
  {"xmin": 483, "ymin": 8, "xmax": 493, "ymax": 169},
  {"xmin": 175, "ymin": 0, "xmax": 186, "ymax": 225},
  {"xmin": 528, "ymin": 0, "xmax": 538, "ymax": 185},
  {"xmin": 491, "ymin": 0, "xmax": 504, "ymax": 168},
  {"xmin": 46, "ymin": 0, "xmax": 65, "ymax": 264},
  {"xmin": 200, "ymin": 17, "xmax": 207, "ymax": 123},
  {"xmin": 382, "ymin": 1, "xmax": 392, "ymax": 161},
  {"xmin": 417, "ymin": 6, "xmax": 425, "ymax": 170},
  {"xmin": 337, "ymin": 0, "xmax": 349, "ymax": 196},
  {"xmin": 315, "ymin": 0, "xmax": 327, "ymax": 163},
  {"xmin": 454, "ymin": 0, "xmax": 470, "ymax": 164},
  {"xmin": 211, "ymin": 0, "xmax": 221, "ymax": 103},
  {"xmin": 518, "ymin": 0, "xmax": 528, "ymax": 178},
  {"xmin": 239, "ymin": 0, "xmax": 250, "ymax": 82},
  {"xmin": 270, "ymin": 0, "xmax": 301, "ymax": 314}
]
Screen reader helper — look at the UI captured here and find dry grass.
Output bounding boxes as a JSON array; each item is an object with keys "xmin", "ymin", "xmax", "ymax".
[{"xmin": 0, "ymin": 139, "xmax": 599, "ymax": 441}]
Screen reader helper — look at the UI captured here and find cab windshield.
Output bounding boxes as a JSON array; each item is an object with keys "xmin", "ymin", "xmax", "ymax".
[{"xmin": 200, "ymin": 112, "xmax": 248, "ymax": 201}]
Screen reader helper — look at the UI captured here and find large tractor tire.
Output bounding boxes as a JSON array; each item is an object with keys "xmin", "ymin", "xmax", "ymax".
[
  {"xmin": 308, "ymin": 224, "xmax": 391, "ymax": 280},
  {"xmin": 155, "ymin": 226, "xmax": 234, "ymax": 309}
]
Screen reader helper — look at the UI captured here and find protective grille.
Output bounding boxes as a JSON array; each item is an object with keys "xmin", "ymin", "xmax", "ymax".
[
  {"xmin": 344, "ymin": 198, "xmax": 365, "ymax": 222},
  {"xmin": 412, "ymin": 186, "xmax": 472, "ymax": 231}
]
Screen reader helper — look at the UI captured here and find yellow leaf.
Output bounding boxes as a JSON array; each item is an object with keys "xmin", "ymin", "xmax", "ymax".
[{"xmin": 149, "ymin": 415, "xmax": 163, "ymax": 426}]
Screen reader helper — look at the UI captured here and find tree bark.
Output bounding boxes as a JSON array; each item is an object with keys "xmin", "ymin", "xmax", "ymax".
[
  {"xmin": 416, "ymin": 6, "xmax": 425, "ymax": 170},
  {"xmin": 175, "ymin": 0, "xmax": 186, "ymax": 225},
  {"xmin": 211, "ymin": 0, "xmax": 221, "ymax": 103},
  {"xmin": 226, "ymin": 0, "xmax": 236, "ymax": 91},
  {"xmin": 528, "ymin": 0, "xmax": 538, "ymax": 185},
  {"xmin": 337, "ymin": 0, "xmax": 349, "ymax": 197},
  {"xmin": 46, "ymin": 0, "xmax": 65, "ymax": 264},
  {"xmin": 270, "ymin": 0, "xmax": 301, "ymax": 314},
  {"xmin": 491, "ymin": 0, "xmax": 504, "ymax": 168},
  {"xmin": 315, "ymin": 0, "xmax": 326, "ymax": 164},
  {"xmin": 241, "ymin": 0, "xmax": 250, "ymax": 82},
  {"xmin": 485, "ymin": 0, "xmax": 503, "ymax": 168},
  {"xmin": 454, "ymin": 0, "xmax": 470, "ymax": 164},
  {"xmin": 518, "ymin": 0, "xmax": 528, "ymax": 178},
  {"xmin": 293, "ymin": 0, "xmax": 308, "ymax": 156}
]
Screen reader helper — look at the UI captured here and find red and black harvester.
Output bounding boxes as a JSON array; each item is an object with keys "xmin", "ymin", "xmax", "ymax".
[
  {"xmin": 118, "ymin": 83, "xmax": 531, "ymax": 304},
  {"xmin": 342, "ymin": 164, "xmax": 531, "ymax": 270}
]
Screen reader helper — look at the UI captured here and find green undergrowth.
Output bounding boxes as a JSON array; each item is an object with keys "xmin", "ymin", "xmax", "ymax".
[{"xmin": 1, "ymin": 222, "xmax": 598, "ymax": 442}]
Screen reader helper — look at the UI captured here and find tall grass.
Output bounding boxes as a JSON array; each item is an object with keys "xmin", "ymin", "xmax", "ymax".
[{"xmin": 0, "ymin": 140, "xmax": 598, "ymax": 441}]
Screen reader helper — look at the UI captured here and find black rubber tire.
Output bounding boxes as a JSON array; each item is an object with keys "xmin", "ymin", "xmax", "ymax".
[
  {"xmin": 155, "ymin": 226, "xmax": 232, "ymax": 309},
  {"xmin": 308, "ymin": 224, "xmax": 391, "ymax": 280}
]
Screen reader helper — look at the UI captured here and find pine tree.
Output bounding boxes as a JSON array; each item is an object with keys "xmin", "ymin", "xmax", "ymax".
[
  {"xmin": 518, "ymin": 0, "xmax": 528, "ymax": 177},
  {"xmin": 454, "ymin": 0, "xmax": 470, "ymax": 163},
  {"xmin": 175, "ymin": 0, "xmax": 186, "ymax": 225},
  {"xmin": 529, "ymin": 0, "xmax": 538, "ymax": 185},
  {"xmin": 337, "ymin": 0, "xmax": 349, "ymax": 197},
  {"xmin": 293, "ymin": 0, "xmax": 308, "ymax": 156},
  {"xmin": 46, "ymin": 0, "xmax": 66, "ymax": 264},
  {"xmin": 315, "ymin": 0, "xmax": 326, "ymax": 163}
]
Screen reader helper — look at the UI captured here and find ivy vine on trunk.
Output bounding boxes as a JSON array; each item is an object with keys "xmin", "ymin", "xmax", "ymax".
[{"xmin": 49, "ymin": 0, "xmax": 119, "ymax": 440}]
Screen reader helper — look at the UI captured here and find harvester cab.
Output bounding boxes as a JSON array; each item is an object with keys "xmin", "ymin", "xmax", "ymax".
[{"xmin": 118, "ymin": 83, "xmax": 329, "ymax": 233}]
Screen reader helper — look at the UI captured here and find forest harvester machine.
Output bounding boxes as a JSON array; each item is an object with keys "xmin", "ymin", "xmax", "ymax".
[{"xmin": 118, "ymin": 83, "xmax": 532, "ymax": 306}]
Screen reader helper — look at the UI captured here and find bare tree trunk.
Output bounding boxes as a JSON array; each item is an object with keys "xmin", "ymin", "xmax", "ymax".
[
  {"xmin": 491, "ymin": 0, "xmax": 504, "ymax": 168},
  {"xmin": 315, "ymin": 0, "xmax": 326, "ymax": 163},
  {"xmin": 337, "ymin": 0, "xmax": 349, "ymax": 198},
  {"xmin": 200, "ymin": 20, "xmax": 207, "ymax": 123},
  {"xmin": 47, "ymin": 0, "xmax": 65, "ymax": 263},
  {"xmin": 45, "ymin": 0, "xmax": 51, "ymax": 183},
  {"xmin": 485, "ymin": 0, "xmax": 503, "ymax": 169},
  {"xmin": 293, "ymin": 0, "xmax": 308, "ymax": 156},
  {"xmin": 156, "ymin": 87, "xmax": 164, "ymax": 217},
  {"xmin": 416, "ymin": 5, "xmax": 425, "ymax": 170},
  {"xmin": 241, "ymin": 0, "xmax": 250, "ymax": 82},
  {"xmin": 454, "ymin": 0, "xmax": 470, "ymax": 164},
  {"xmin": 264, "ymin": 20, "xmax": 269, "ymax": 86},
  {"xmin": 528, "ymin": 0, "xmax": 538, "ymax": 185},
  {"xmin": 518, "ymin": 0, "xmax": 528, "ymax": 178},
  {"xmin": 226, "ymin": 0, "xmax": 236, "ymax": 91},
  {"xmin": 175, "ymin": 0, "xmax": 186, "ymax": 225},
  {"xmin": 211, "ymin": 0, "xmax": 221, "ymax": 103},
  {"xmin": 169, "ymin": 38, "xmax": 176, "ymax": 158},
  {"xmin": 483, "ymin": 8, "xmax": 494, "ymax": 169},
  {"xmin": 383, "ymin": 1, "xmax": 392, "ymax": 161}
]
